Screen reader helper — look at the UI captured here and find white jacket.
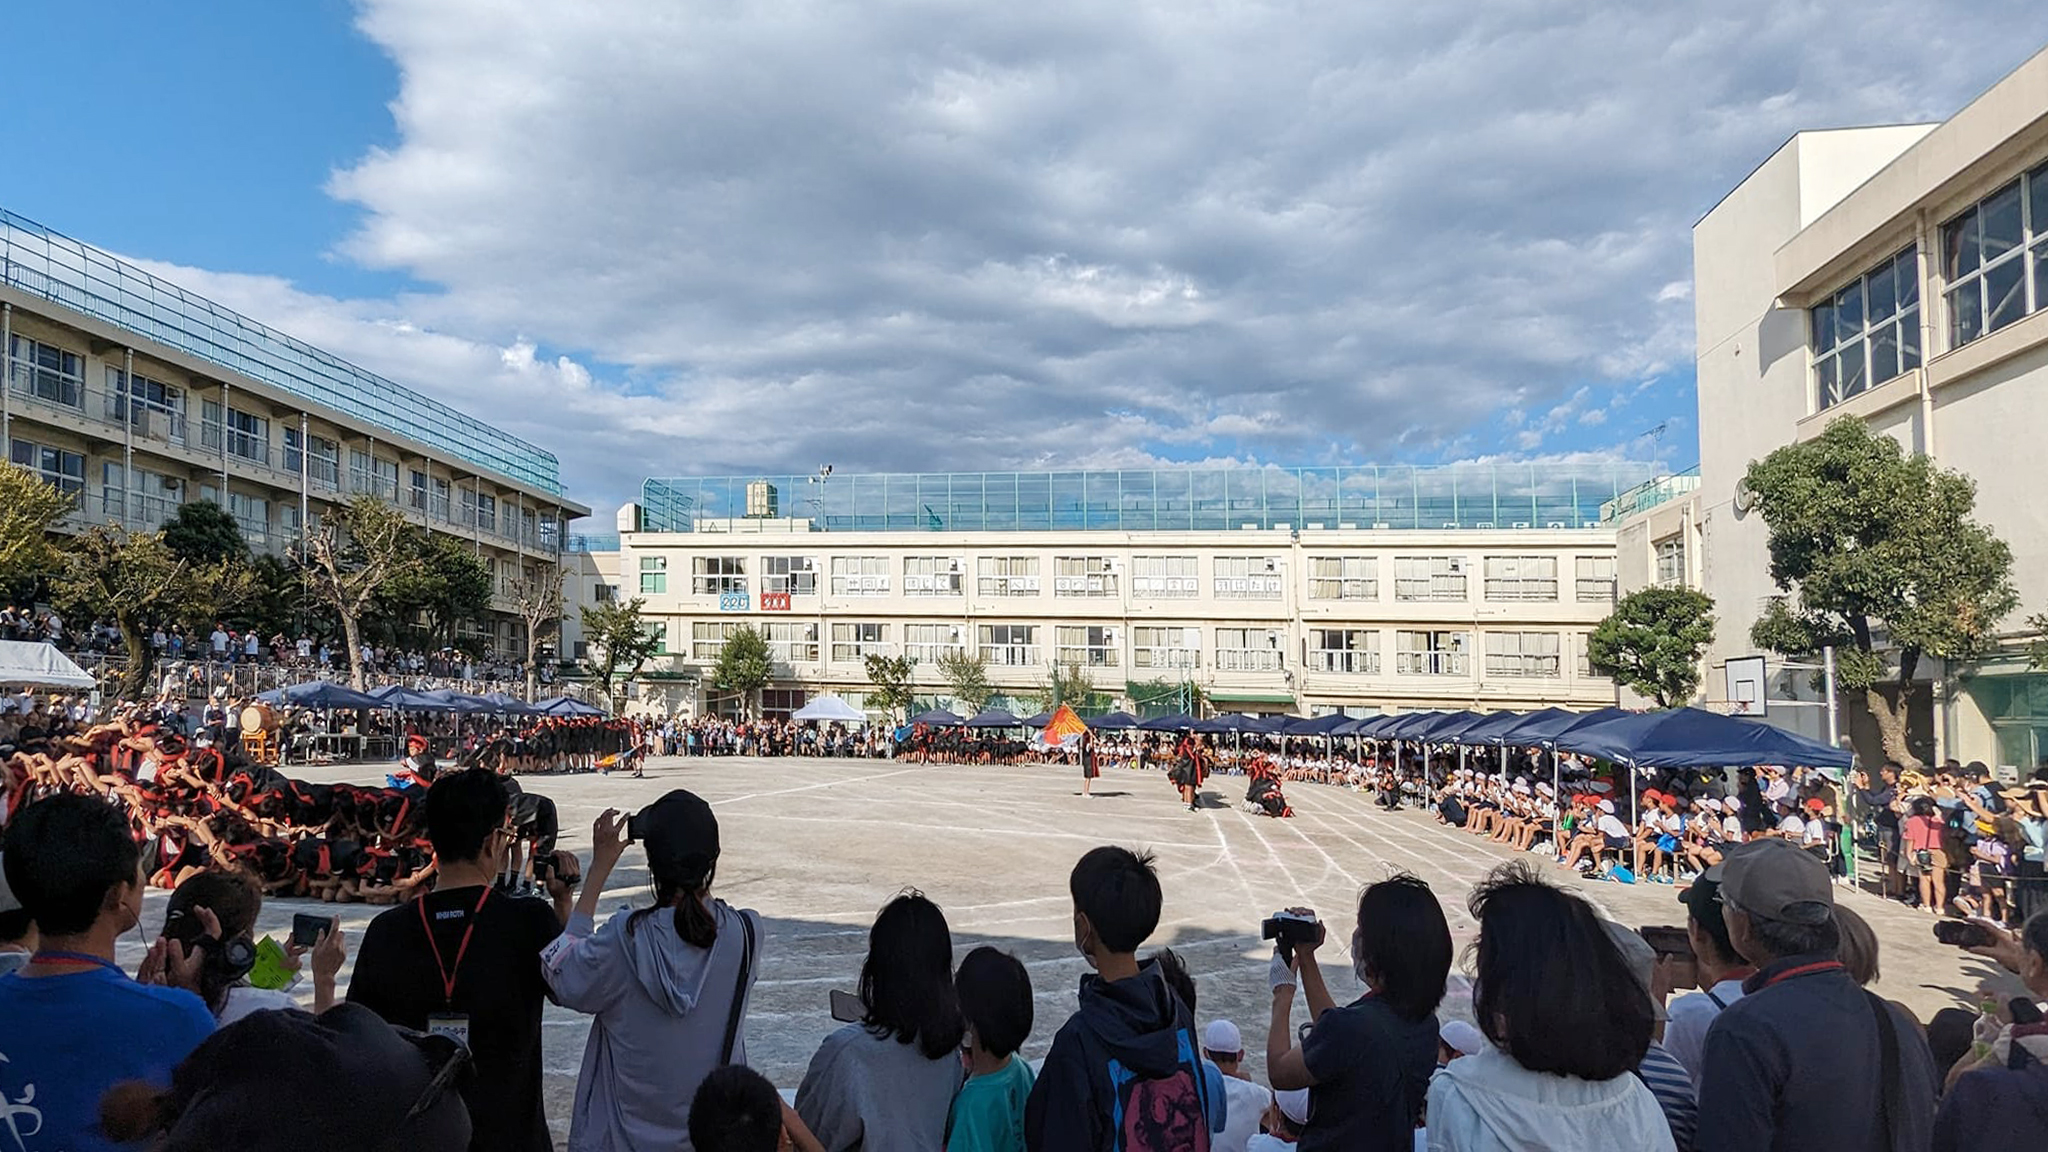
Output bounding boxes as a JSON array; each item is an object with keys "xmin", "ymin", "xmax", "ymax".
[{"xmin": 1425, "ymin": 1045, "xmax": 1674, "ymax": 1152}]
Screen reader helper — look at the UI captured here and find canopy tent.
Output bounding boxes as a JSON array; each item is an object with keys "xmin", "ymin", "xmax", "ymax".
[
  {"xmin": 256, "ymin": 681, "xmax": 384, "ymax": 711},
  {"xmin": 542, "ymin": 696, "xmax": 609, "ymax": 717},
  {"xmin": 1378, "ymin": 711, "xmax": 1448, "ymax": 740},
  {"xmin": 1558, "ymin": 706, "xmax": 1854, "ymax": 770},
  {"xmin": 1137, "ymin": 713, "xmax": 1197, "ymax": 731},
  {"xmin": 1281, "ymin": 713, "xmax": 1353, "ymax": 736},
  {"xmin": 1019, "ymin": 711, "xmax": 1053, "ymax": 729},
  {"xmin": 421, "ymin": 687, "xmax": 499, "ymax": 712},
  {"xmin": 1448, "ymin": 709, "xmax": 1542, "ymax": 747},
  {"xmin": 907, "ymin": 708, "xmax": 965, "ymax": 727},
  {"xmin": 791, "ymin": 696, "xmax": 866, "ymax": 723},
  {"xmin": 1408, "ymin": 710, "xmax": 1488, "ymax": 742},
  {"xmin": 369, "ymin": 684, "xmax": 458, "ymax": 712},
  {"xmin": 1243, "ymin": 714, "xmax": 1295, "ymax": 734},
  {"xmin": 1085, "ymin": 711, "xmax": 1140, "ymax": 730},
  {"xmin": 1491, "ymin": 707, "xmax": 1612, "ymax": 748},
  {"xmin": 0, "ymin": 640, "xmax": 96, "ymax": 689},
  {"xmin": 1191, "ymin": 715, "xmax": 1238, "ymax": 734},
  {"xmin": 965, "ymin": 707, "xmax": 1024, "ymax": 729},
  {"xmin": 477, "ymin": 690, "xmax": 540, "ymax": 715}
]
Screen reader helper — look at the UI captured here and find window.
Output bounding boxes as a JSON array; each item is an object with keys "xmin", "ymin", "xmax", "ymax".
[
  {"xmin": 645, "ymin": 622, "xmax": 669, "ymax": 656},
  {"xmin": 902, "ymin": 555, "xmax": 964, "ymax": 596},
  {"xmin": 408, "ymin": 469, "xmax": 429, "ymax": 511},
  {"xmin": 348, "ymin": 451, "xmax": 398, "ymax": 500},
  {"xmin": 1055, "ymin": 625, "xmax": 1118, "ymax": 667},
  {"xmin": 1395, "ymin": 630, "xmax": 1468, "ymax": 675},
  {"xmin": 283, "ymin": 428, "xmax": 304, "ymax": 475},
  {"xmin": 1132, "ymin": 626, "xmax": 1199, "ymax": 670},
  {"xmin": 101, "ymin": 463, "xmax": 182, "ymax": 528},
  {"xmin": 692, "ymin": 556, "xmax": 746, "ymax": 594},
  {"xmin": 1215, "ymin": 627, "xmax": 1284, "ymax": 672},
  {"xmin": 7, "ymin": 336, "xmax": 84, "ymax": 408},
  {"xmin": 760, "ymin": 689, "xmax": 807, "ymax": 717},
  {"xmin": 979, "ymin": 624, "xmax": 1037, "ymax": 666},
  {"xmin": 977, "ymin": 555, "xmax": 1040, "ymax": 596},
  {"xmin": 830, "ymin": 555, "xmax": 889, "ymax": 596},
  {"xmin": 1213, "ymin": 556, "xmax": 1283, "ymax": 599},
  {"xmin": 226, "ymin": 492, "xmax": 268, "ymax": 544},
  {"xmin": 831, "ymin": 622, "xmax": 888, "ymax": 662},
  {"xmin": 1131, "ymin": 555, "xmax": 1199, "ymax": 598},
  {"xmin": 1942, "ymin": 164, "xmax": 2048, "ymax": 351},
  {"xmin": 1575, "ymin": 556, "xmax": 1616, "ymax": 603},
  {"xmin": 278, "ymin": 504, "xmax": 301, "ymax": 539},
  {"xmin": 1308, "ymin": 629, "xmax": 1379, "ymax": 674},
  {"xmin": 904, "ymin": 623, "xmax": 964, "ymax": 663},
  {"xmin": 762, "ymin": 556, "xmax": 818, "ymax": 596},
  {"xmin": 475, "ymin": 493, "xmax": 497, "ymax": 533},
  {"xmin": 1811, "ymin": 246, "xmax": 1922, "ymax": 409},
  {"xmin": 1394, "ymin": 556, "xmax": 1467, "ymax": 601},
  {"xmin": 1308, "ymin": 556, "xmax": 1376, "ymax": 600},
  {"xmin": 427, "ymin": 476, "xmax": 450, "ymax": 519},
  {"xmin": 1486, "ymin": 632, "xmax": 1561, "ymax": 678},
  {"xmin": 202, "ymin": 402, "xmax": 270, "ymax": 465},
  {"xmin": 1655, "ymin": 536, "xmax": 1687, "ymax": 588},
  {"xmin": 1483, "ymin": 556, "xmax": 1558, "ymax": 601},
  {"xmin": 691, "ymin": 621, "xmax": 739, "ymax": 660},
  {"xmin": 640, "ymin": 556, "xmax": 668, "ymax": 594},
  {"xmin": 1577, "ymin": 634, "xmax": 1599, "ymax": 679},
  {"xmin": 1054, "ymin": 556, "xmax": 1117, "ymax": 597},
  {"xmin": 593, "ymin": 582, "xmax": 617, "ymax": 603},
  {"xmin": 765, "ymin": 622, "xmax": 818, "ymax": 663},
  {"xmin": 9, "ymin": 439, "xmax": 84, "ymax": 494},
  {"xmin": 106, "ymin": 368, "xmax": 186, "ymax": 443},
  {"xmin": 304, "ymin": 436, "xmax": 340, "ymax": 489}
]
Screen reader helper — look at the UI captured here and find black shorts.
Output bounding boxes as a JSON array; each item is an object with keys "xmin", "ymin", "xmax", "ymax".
[{"xmin": 1604, "ymin": 834, "xmax": 1632, "ymax": 851}]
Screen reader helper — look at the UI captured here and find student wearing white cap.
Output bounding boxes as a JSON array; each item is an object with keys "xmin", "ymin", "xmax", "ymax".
[
  {"xmin": 1203, "ymin": 1019, "xmax": 1272, "ymax": 1152},
  {"xmin": 1245, "ymin": 1088, "xmax": 1310, "ymax": 1150}
]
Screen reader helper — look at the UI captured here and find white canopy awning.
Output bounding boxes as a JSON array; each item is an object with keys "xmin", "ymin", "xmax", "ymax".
[
  {"xmin": 0, "ymin": 640, "xmax": 97, "ymax": 689},
  {"xmin": 791, "ymin": 695, "xmax": 866, "ymax": 723}
]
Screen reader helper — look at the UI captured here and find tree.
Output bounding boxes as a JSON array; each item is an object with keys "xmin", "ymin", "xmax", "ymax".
[
  {"xmin": 1588, "ymin": 587, "xmax": 1717, "ymax": 708},
  {"xmin": 303, "ymin": 496, "xmax": 425, "ymax": 689},
  {"xmin": 579, "ymin": 596, "xmax": 663, "ymax": 708},
  {"xmin": 237, "ymin": 553, "xmax": 305, "ymax": 641},
  {"xmin": 863, "ymin": 653, "xmax": 917, "ymax": 721},
  {"xmin": 510, "ymin": 562, "xmax": 567, "ymax": 699},
  {"xmin": 1127, "ymin": 677, "xmax": 1207, "ymax": 717},
  {"xmin": 1746, "ymin": 417, "xmax": 2017, "ymax": 766},
  {"xmin": 161, "ymin": 501, "xmax": 250, "ymax": 567},
  {"xmin": 1031, "ymin": 661, "xmax": 1107, "ymax": 713},
  {"xmin": 710, "ymin": 625, "xmax": 774, "ymax": 718},
  {"xmin": 52, "ymin": 527, "xmax": 248, "ymax": 702},
  {"xmin": 936, "ymin": 649, "xmax": 993, "ymax": 714},
  {"xmin": 382, "ymin": 533, "xmax": 493, "ymax": 647},
  {"xmin": 0, "ymin": 461, "xmax": 73, "ymax": 586}
]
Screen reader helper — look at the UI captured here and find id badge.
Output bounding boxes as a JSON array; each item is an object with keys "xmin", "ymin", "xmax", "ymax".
[{"xmin": 427, "ymin": 1013, "xmax": 471, "ymax": 1048}]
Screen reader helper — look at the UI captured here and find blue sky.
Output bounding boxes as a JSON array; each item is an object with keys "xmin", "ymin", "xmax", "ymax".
[{"xmin": 3, "ymin": 2, "xmax": 2040, "ymax": 517}]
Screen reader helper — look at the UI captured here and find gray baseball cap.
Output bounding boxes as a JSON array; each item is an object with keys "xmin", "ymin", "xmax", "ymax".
[{"xmin": 1719, "ymin": 838, "xmax": 1833, "ymax": 925}]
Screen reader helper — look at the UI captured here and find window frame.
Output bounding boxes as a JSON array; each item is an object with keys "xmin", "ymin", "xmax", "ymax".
[
  {"xmin": 1394, "ymin": 629, "xmax": 1469, "ymax": 676},
  {"xmin": 1941, "ymin": 165, "xmax": 2047, "ymax": 352},
  {"xmin": 1482, "ymin": 555, "xmax": 1558, "ymax": 602},
  {"xmin": 1307, "ymin": 628, "xmax": 1379, "ymax": 674},
  {"xmin": 1393, "ymin": 555, "xmax": 1468, "ymax": 602}
]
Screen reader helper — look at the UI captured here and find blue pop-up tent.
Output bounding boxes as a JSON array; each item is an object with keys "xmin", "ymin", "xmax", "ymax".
[
  {"xmin": 1086, "ymin": 711, "xmax": 1140, "ymax": 730},
  {"xmin": 965, "ymin": 707, "xmax": 1024, "ymax": 729},
  {"xmin": 907, "ymin": 709, "xmax": 965, "ymax": 727},
  {"xmin": 1558, "ymin": 706, "xmax": 1853, "ymax": 770},
  {"xmin": 257, "ymin": 681, "xmax": 384, "ymax": 710},
  {"xmin": 1137, "ymin": 713, "xmax": 1196, "ymax": 731},
  {"xmin": 370, "ymin": 684, "xmax": 458, "ymax": 712}
]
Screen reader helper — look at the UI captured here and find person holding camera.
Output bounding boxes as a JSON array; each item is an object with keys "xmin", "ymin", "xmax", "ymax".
[
  {"xmin": 544, "ymin": 789, "xmax": 762, "ymax": 1152},
  {"xmin": 161, "ymin": 870, "xmax": 346, "ymax": 1024},
  {"xmin": 1263, "ymin": 875, "xmax": 1452, "ymax": 1151},
  {"xmin": 348, "ymin": 768, "xmax": 580, "ymax": 1152}
]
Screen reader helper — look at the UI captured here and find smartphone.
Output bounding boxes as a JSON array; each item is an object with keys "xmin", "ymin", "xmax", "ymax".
[
  {"xmin": 625, "ymin": 811, "xmax": 645, "ymax": 844},
  {"xmin": 291, "ymin": 913, "xmax": 332, "ymax": 948},
  {"xmin": 1637, "ymin": 925, "xmax": 1695, "ymax": 959},
  {"xmin": 829, "ymin": 989, "xmax": 862, "ymax": 1023},
  {"xmin": 1932, "ymin": 920, "xmax": 1998, "ymax": 949}
]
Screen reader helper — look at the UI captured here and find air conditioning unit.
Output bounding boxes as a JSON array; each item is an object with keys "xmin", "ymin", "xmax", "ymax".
[
  {"xmin": 1262, "ymin": 557, "xmax": 1278, "ymax": 572},
  {"xmin": 163, "ymin": 477, "xmax": 183, "ymax": 491},
  {"xmin": 1372, "ymin": 522, "xmax": 1391, "ymax": 530},
  {"xmin": 1512, "ymin": 521, "xmax": 1530, "ymax": 529},
  {"xmin": 1546, "ymin": 521, "xmax": 1566, "ymax": 529},
  {"xmin": 1305, "ymin": 522, "xmax": 1325, "ymax": 530},
  {"xmin": 947, "ymin": 558, "xmax": 962, "ymax": 572},
  {"xmin": 1476, "ymin": 521, "xmax": 1495, "ymax": 529},
  {"xmin": 1102, "ymin": 558, "xmax": 1117, "ymax": 573},
  {"xmin": 1447, "ymin": 558, "xmax": 1465, "ymax": 572},
  {"xmin": 1339, "ymin": 522, "xmax": 1358, "ymax": 529},
  {"xmin": 1241, "ymin": 522, "xmax": 1260, "ymax": 530},
  {"xmin": 1443, "ymin": 522, "xmax": 1459, "ymax": 529}
]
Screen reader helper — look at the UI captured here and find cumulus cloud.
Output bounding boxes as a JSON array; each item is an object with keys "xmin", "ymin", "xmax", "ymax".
[{"xmin": 161, "ymin": 1, "xmax": 2048, "ymax": 515}]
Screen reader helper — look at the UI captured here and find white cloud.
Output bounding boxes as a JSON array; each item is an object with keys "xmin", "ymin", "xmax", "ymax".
[{"xmin": 149, "ymin": 2, "xmax": 2048, "ymax": 515}]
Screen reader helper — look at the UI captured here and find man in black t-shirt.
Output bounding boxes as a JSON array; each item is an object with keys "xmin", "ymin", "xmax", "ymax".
[{"xmin": 348, "ymin": 768, "xmax": 580, "ymax": 1152}]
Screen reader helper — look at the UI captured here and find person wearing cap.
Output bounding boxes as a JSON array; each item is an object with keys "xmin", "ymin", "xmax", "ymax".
[
  {"xmin": 1662, "ymin": 865, "xmax": 1756, "ymax": 1088},
  {"xmin": 545, "ymin": 790, "xmax": 763, "ymax": 1152},
  {"xmin": 348, "ymin": 768, "xmax": 580, "ymax": 1152},
  {"xmin": 1202, "ymin": 1018, "xmax": 1272, "ymax": 1152},
  {"xmin": 1244, "ymin": 1088, "xmax": 1310, "ymax": 1150},
  {"xmin": 1694, "ymin": 839, "xmax": 1938, "ymax": 1152},
  {"xmin": 1435, "ymin": 1020, "xmax": 1484, "ymax": 1069}
]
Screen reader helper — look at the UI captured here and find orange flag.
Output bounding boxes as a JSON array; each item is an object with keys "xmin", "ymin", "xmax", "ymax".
[{"xmin": 1045, "ymin": 704, "xmax": 1088, "ymax": 742}]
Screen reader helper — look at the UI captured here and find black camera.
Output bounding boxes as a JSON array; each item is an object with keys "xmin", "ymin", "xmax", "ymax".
[
  {"xmin": 1262, "ymin": 910, "xmax": 1321, "ymax": 965},
  {"xmin": 531, "ymin": 852, "xmax": 578, "ymax": 888}
]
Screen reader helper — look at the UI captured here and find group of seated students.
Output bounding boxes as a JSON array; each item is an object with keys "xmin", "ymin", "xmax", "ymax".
[
  {"xmin": 1434, "ymin": 757, "xmax": 1854, "ymax": 884},
  {"xmin": 1, "ymin": 702, "xmax": 565, "ymax": 904}
]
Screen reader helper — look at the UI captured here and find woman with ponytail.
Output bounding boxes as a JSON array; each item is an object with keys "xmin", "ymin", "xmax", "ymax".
[{"xmin": 545, "ymin": 790, "xmax": 766, "ymax": 1152}]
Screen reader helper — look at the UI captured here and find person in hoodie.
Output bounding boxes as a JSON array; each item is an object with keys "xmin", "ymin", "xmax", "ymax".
[
  {"xmin": 544, "ymin": 789, "xmax": 763, "ymax": 1152},
  {"xmin": 1024, "ymin": 845, "xmax": 1214, "ymax": 1152},
  {"xmin": 1424, "ymin": 861, "xmax": 1674, "ymax": 1152},
  {"xmin": 347, "ymin": 768, "xmax": 580, "ymax": 1152},
  {"xmin": 1932, "ymin": 909, "xmax": 2048, "ymax": 1152},
  {"xmin": 796, "ymin": 890, "xmax": 967, "ymax": 1150}
]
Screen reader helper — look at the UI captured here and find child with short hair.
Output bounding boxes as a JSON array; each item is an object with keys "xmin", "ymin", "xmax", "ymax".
[
  {"xmin": 948, "ymin": 946, "xmax": 1036, "ymax": 1152},
  {"xmin": 690, "ymin": 1064, "xmax": 826, "ymax": 1152},
  {"xmin": 1024, "ymin": 846, "xmax": 1213, "ymax": 1152}
]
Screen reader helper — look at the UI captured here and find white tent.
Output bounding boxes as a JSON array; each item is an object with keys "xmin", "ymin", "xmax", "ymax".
[
  {"xmin": 791, "ymin": 695, "xmax": 866, "ymax": 724},
  {"xmin": 0, "ymin": 640, "xmax": 97, "ymax": 689}
]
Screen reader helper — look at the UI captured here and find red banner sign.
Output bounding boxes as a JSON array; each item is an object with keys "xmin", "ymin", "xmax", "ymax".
[{"xmin": 760, "ymin": 591, "xmax": 792, "ymax": 611}]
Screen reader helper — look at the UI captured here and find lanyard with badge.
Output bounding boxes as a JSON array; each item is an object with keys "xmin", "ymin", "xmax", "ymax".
[{"xmin": 420, "ymin": 888, "xmax": 492, "ymax": 1048}]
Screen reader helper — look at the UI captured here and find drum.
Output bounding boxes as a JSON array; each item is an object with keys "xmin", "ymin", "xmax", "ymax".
[{"xmin": 240, "ymin": 703, "xmax": 280, "ymax": 733}]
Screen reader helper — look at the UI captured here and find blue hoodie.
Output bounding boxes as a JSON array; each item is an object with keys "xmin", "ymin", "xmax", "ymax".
[{"xmin": 543, "ymin": 899, "xmax": 761, "ymax": 1152}]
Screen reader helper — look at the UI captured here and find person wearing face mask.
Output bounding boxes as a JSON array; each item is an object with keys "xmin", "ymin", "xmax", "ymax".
[
  {"xmin": 0, "ymin": 792, "xmax": 216, "ymax": 1152},
  {"xmin": 1264, "ymin": 873, "xmax": 1453, "ymax": 1151}
]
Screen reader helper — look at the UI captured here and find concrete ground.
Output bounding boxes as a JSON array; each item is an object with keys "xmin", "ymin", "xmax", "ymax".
[{"xmin": 115, "ymin": 754, "xmax": 2026, "ymax": 1145}]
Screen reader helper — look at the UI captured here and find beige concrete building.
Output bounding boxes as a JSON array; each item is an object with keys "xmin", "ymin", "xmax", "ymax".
[
  {"xmin": 568, "ymin": 463, "xmax": 1653, "ymax": 719},
  {"xmin": 2, "ymin": 209, "xmax": 588, "ymax": 653},
  {"xmin": 1624, "ymin": 44, "xmax": 2048, "ymax": 767}
]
